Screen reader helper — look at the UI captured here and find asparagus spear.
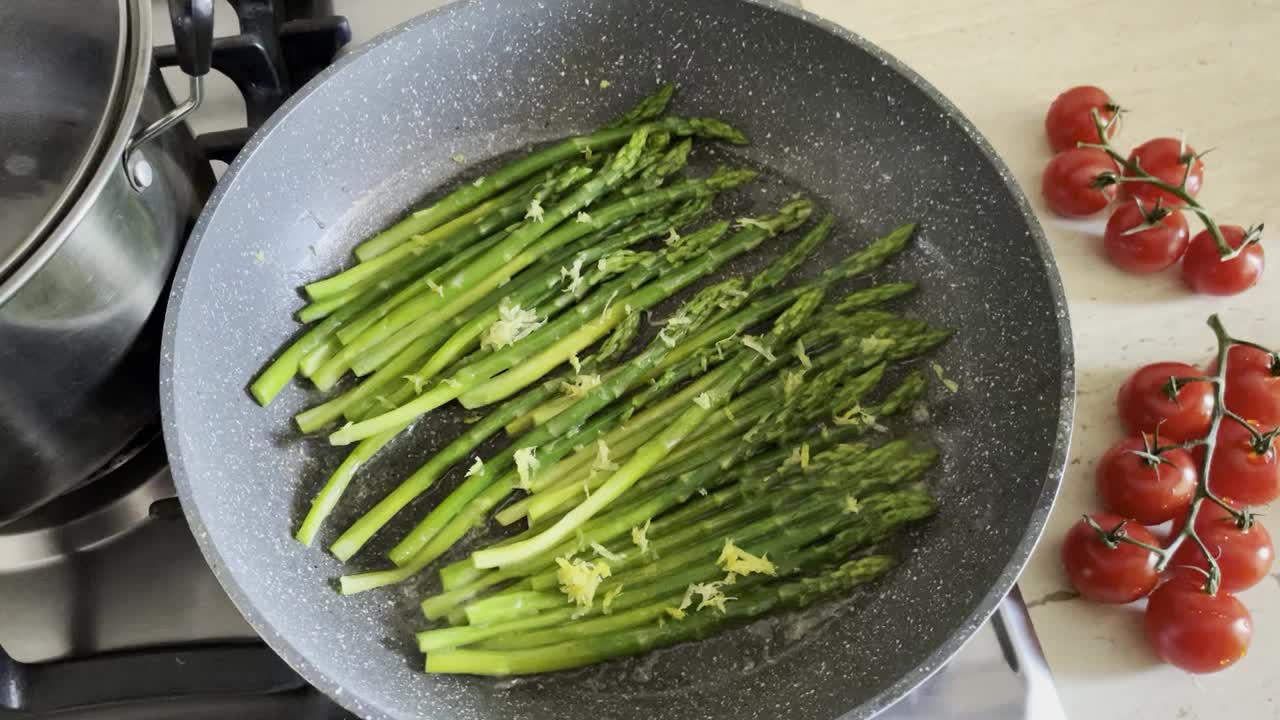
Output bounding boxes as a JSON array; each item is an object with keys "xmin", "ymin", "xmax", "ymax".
[
  {"xmin": 331, "ymin": 162, "xmax": 753, "ymax": 388},
  {"xmin": 432, "ymin": 341, "xmax": 930, "ymax": 604},
  {"xmin": 326, "ymin": 309, "xmax": 648, "ymax": 561},
  {"xmin": 326, "ymin": 190, "xmax": 787, "ymax": 447},
  {"xmin": 299, "ymin": 280, "xmax": 649, "ymax": 547},
  {"xmin": 298, "ymin": 260, "xmax": 661, "ymax": 535},
  {"xmin": 439, "ymin": 367, "xmax": 929, "ymax": 615},
  {"xmin": 372, "ymin": 201, "xmax": 817, "ymax": 563},
  {"xmin": 349, "ymin": 90, "xmax": 736, "ymax": 263},
  {"xmin": 505, "ymin": 228, "xmax": 918, "ymax": 434},
  {"xmin": 306, "ymin": 220, "xmax": 525, "ymax": 391},
  {"xmin": 521, "ymin": 352, "xmax": 892, "ymax": 526},
  {"xmin": 334, "ymin": 274, "xmax": 753, "ymax": 593},
  {"xmin": 470, "ymin": 205, "xmax": 827, "ymax": 490},
  {"xmin": 467, "ymin": 286, "xmax": 825, "ymax": 570},
  {"xmin": 347, "ymin": 195, "xmax": 713, "ymax": 424},
  {"xmin": 424, "ymin": 556, "xmax": 896, "ymax": 675},
  {"xmin": 418, "ymin": 489, "xmax": 929, "ymax": 651},
  {"xmin": 313, "ymin": 135, "xmax": 651, "ymax": 383},
  {"xmin": 454, "ymin": 200, "xmax": 813, "ymax": 409},
  {"xmin": 304, "ymin": 175, "xmax": 550, "ymax": 302},
  {"xmin": 294, "ymin": 241, "xmax": 647, "ymax": 433}
]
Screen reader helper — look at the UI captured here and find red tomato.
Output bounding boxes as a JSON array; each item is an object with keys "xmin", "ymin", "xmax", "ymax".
[
  {"xmin": 1224, "ymin": 372, "xmax": 1280, "ymax": 429},
  {"xmin": 1172, "ymin": 503, "xmax": 1274, "ymax": 594},
  {"xmin": 1145, "ymin": 572, "xmax": 1252, "ymax": 673},
  {"xmin": 1103, "ymin": 201, "xmax": 1190, "ymax": 274},
  {"xmin": 1208, "ymin": 345, "xmax": 1280, "ymax": 428},
  {"xmin": 1182, "ymin": 225, "xmax": 1265, "ymax": 296},
  {"xmin": 1122, "ymin": 137, "xmax": 1205, "ymax": 208},
  {"xmin": 1210, "ymin": 345, "xmax": 1279, "ymax": 376},
  {"xmin": 1203, "ymin": 420, "xmax": 1280, "ymax": 506},
  {"xmin": 1096, "ymin": 435, "xmax": 1197, "ymax": 524},
  {"xmin": 1045, "ymin": 85, "xmax": 1119, "ymax": 153},
  {"xmin": 1062, "ymin": 514, "xmax": 1160, "ymax": 603},
  {"xmin": 1042, "ymin": 148, "xmax": 1117, "ymax": 217},
  {"xmin": 1117, "ymin": 362, "xmax": 1215, "ymax": 442}
]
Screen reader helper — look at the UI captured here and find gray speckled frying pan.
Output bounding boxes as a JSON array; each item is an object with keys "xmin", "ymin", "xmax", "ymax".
[{"xmin": 159, "ymin": 1, "xmax": 1074, "ymax": 718}]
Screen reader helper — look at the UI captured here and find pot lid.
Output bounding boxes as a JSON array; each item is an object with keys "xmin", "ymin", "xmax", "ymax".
[{"xmin": 0, "ymin": 0, "xmax": 129, "ymax": 280}]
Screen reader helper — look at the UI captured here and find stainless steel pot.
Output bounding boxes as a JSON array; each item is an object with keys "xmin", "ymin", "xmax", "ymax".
[{"xmin": 0, "ymin": 0, "xmax": 215, "ymax": 524}]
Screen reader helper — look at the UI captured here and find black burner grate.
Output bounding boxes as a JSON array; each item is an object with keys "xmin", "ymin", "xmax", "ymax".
[{"xmin": 153, "ymin": 0, "xmax": 351, "ymax": 163}]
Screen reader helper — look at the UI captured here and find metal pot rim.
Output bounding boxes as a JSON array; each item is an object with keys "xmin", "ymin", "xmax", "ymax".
[{"xmin": 0, "ymin": 0, "xmax": 152, "ymax": 304}]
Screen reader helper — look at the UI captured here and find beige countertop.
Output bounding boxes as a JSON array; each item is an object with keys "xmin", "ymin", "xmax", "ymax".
[{"xmin": 170, "ymin": 0, "xmax": 1280, "ymax": 717}]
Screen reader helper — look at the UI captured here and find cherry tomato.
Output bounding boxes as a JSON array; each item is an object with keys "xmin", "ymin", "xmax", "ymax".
[
  {"xmin": 1042, "ymin": 148, "xmax": 1117, "ymax": 217},
  {"xmin": 1103, "ymin": 200, "xmax": 1190, "ymax": 274},
  {"xmin": 1172, "ymin": 502, "xmax": 1274, "ymax": 594},
  {"xmin": 1210, "ymin": 345, "xmax": 1279, "ymax": 376},
  {"xmin": 1223, "ymin": 372, "xmax": 1280, "ymax": 429},
  {"xmin": 1145, "ymin": 572, "xmax": 1251, "ymax": 673},
  {"xmin": 1117, "ymin": 362, "xmax": 1215, "ymax": 442},
  {"xmin": 1182, "ymin": 225, "xmax": 1265, "ymax": 296},
  {"xmin": 1062, "ymin": 513, "xmax": 1160, "ymax": 603},
  {"xmin": 1202, "ymin": 419, "xmax": 1279, "ymax": 506},
  {"xmin": 1121, "ymin": 137, "xmax": 1205, "ymax": 209},
  {"xmin": 1096, "ymin": 435, "xmax": 1197, "ymax": 524},
  {"xmin": 1045, "ymin": 85, "xmax": 1118, "ymax": 153}
]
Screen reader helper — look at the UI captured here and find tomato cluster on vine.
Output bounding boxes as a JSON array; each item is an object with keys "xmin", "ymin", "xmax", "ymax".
[
  {"xmin": 1063, "ymin": 331, "xmax": 1279, "ymax": 674},
  {"xmin": 1041, "ymin": 85, "xmax": 1265, "ymax": 296}
]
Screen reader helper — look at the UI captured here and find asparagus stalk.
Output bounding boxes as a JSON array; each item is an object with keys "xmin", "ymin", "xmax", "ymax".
[
  {"xmin": 522, "ymin": 353, "xmax": 893, "ymax": 526},
  {"xmin": 295, "ymin": 431, "xmax": 401, "ymax": 546},
  {"xmin": 340, "ymin": 203, "xmax": 706, "ymax": 425},
  {"xmin": 330, "ymin": 164, "xmax": 755, "ymax": 392},
  {"xmin": 349, "ymin": 85, "xmax": 675, "ymax": 262},
  {"xmin": 306, "ymin": 221, "xmax": 524, "ymax": 391},
  {"xmin": 349, "ymin": 91, "xmax": 733, "ymax": 264},
  {"xmin": 387, "ymin": 210, "xmax": 819, "ymax": 559},
  {"xmin": 481, "ymin": 501, "xmax": 922, "ymax": 651},
  {"xmin": 337, "ymin": 294, "xmax": 729, "ymax": 592},
  {"xmin": 326, "ymin": 189, "xmax": 779, "ymax": 447},
  {"xmin": 600, "ymin": 83, "xmax": 676, "ymax": 131},
  {"xmin": 361, "ymin": 311, "xmax": 799, "ymax": 589},
  {"xmin": 314, "ymin": 137, "xmax": 648, "ymax": 383},
  {"xmin": 466, "ymin": 366, "xmax": 928, "ymax": 598},
  {"xmin": 418, "ymin": 489, "xmax": 929, "ymax": 651},
  {"xmin": 323, "ymin": 380, "xmax": 561, "ymax": 559},
  {"xmin": 354, "ymin": 195, "xmax": 712, "ymax": 423},
  {"xmin": 455, "ymin": 199, "xmax": 812, "ymax": 409},
  {"xmin": 468, "ymin": 288, "xmax": 825, "ymax": 570},
  {"xmin": 506, "ymin": 235, "xmax": 918, "ymax": 434},
  {"xmin": 328, "ymin": 306, "xmax": 649, "ymax": 562},
  {"xmin": 304, "ymin": 175, "xmax": 549, "ymax": 302},
  {"xmin": 248, "ymin": 268, "xmax": 426, "ymax": 405},
  {"xmin": 424, "ymin": 555, "xmax": 896, "ymax": 675},
  {"xmin": 391, "ymin": 365, "xmax": 727, "ymax": 576},
  {"xmin": 516, "ymin": 427, "xmax": 928, "ymax": 606},
  {"xmin": 294, "ymin": 238, "xmax": 646, "ymax": 433}
]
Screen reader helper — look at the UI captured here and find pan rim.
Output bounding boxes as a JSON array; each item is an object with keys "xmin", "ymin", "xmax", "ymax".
[{"xmin": 159, "ymin": 1, "xmax": 1075, "ymax": 718}]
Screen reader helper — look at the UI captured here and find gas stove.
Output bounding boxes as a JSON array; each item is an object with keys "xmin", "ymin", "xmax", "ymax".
[{"xmin": 0, "ymin": 1, "xmax": 1067, "ymax": 718}]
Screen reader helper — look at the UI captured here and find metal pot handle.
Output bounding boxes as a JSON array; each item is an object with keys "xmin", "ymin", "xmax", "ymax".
[{"xmin": 124, "ymin": 0, "xmax": 214, "ymax": 187}]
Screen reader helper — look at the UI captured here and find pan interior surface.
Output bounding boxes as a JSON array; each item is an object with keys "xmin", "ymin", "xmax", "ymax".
[{"xmin": 161, "ymin": 1, "xmax": 1072, "ymax": 719}]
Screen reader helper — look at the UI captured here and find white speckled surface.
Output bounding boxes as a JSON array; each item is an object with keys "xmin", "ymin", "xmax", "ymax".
[
  {"xmin": 160, "ymin": 1, "xmax": 1071, "ymax": 719},
  {"xmin": 158, "ymin": 0, "xmax": 1279, "ymax": 717}
]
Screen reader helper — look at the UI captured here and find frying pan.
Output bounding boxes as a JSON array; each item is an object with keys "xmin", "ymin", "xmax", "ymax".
[{"xmin": 160, "ymin": 1, "xmax": 1074, "ymax": 718}]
